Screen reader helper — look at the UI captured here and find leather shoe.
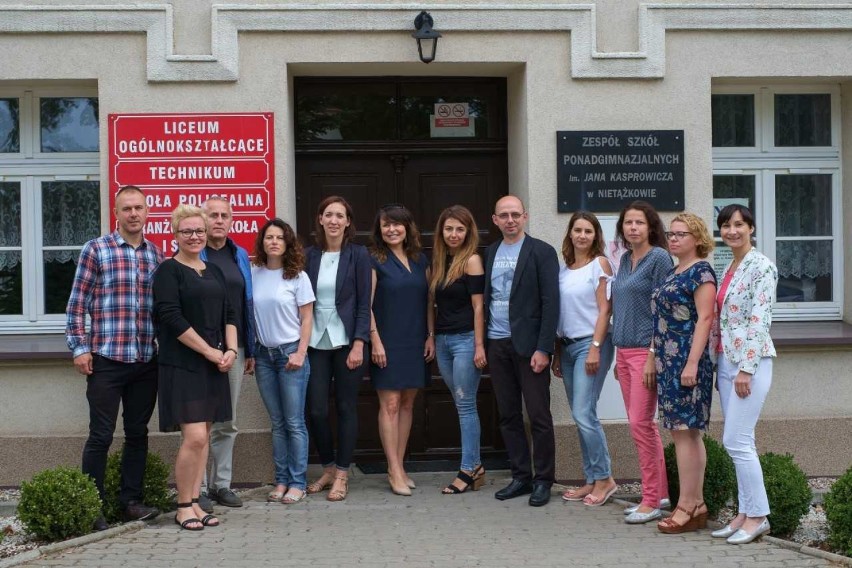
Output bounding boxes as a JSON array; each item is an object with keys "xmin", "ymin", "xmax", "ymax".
[
  {"xmin": 528, "ymin": 482, "xmax": 552, "ymax": 507},
  {"xmin": 197, "ymin": 492, "xmax": 215, "ymax": 514},
  {"xmin": 212, "ymin": 487, "xmax": 243, "ymax": 507},
  {"xmin": 494, "ymin": 479, "xmax": 533, "ymax": 501},
  {"xmin": 92, "ymin": 515, "xmax": 109, "ymax": 531},
  {"xmin": 123, "ymin": 501, "xmax": 158, "ymax": 521}
]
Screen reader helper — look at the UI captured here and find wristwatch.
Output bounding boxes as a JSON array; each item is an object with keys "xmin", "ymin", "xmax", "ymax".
[{"xmin": 591, "ymin": 340, "xmax": 601, "ymax": 348}]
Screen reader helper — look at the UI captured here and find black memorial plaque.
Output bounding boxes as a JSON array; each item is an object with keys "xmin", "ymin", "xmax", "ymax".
[{"xmin": 557, "ymin": 130, "xmax": 684, "ymax": 213}]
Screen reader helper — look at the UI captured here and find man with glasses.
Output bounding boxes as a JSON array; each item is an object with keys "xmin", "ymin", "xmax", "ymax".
[
  {"xmin": 196, "ymin": 196, "xmax": 256, "ymax": 511},
  {"xmin": 484, "ymin": 195, "xmax": 560, "ymax": 506},
  {"xmin": 66, "ymin": 185, "xmax": 164, "ymax": 531}
]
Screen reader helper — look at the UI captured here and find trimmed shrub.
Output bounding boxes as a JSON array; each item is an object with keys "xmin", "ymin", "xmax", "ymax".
[
  {"xmin": 759, "ymin": 452, "xmax": 811, "ymax": 538},
  {"xmin": 664, "ymin": 434, "xmax": 736, "ymax": 518},
  {"xmin": 103, "ymin": 449, "xmax": 172, "ymax": 523},
  {"xmin": 824, "ymin": 464, "xmax": 852, "ymax": 557},
  {"xmin": 18, "ymin": 466, "xmax": 101, "ymax": 541}
]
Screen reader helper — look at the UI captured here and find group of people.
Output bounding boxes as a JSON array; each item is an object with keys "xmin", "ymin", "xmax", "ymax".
[{"xmin": 66, "ymin": 186, "xmax": 778, "ymax": 544}]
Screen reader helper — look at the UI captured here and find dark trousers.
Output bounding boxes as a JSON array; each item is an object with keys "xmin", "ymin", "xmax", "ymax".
[
  {"xmin": 306, "ymin": 345, "xmax": 366, "ymax": 470},
  {"xmin": 487, "ymin": 338, "xmax": 555, "ymax": 484},
  {"xmin": 81, "ymin": 355, "xmax": 158, "ymax": 507}
]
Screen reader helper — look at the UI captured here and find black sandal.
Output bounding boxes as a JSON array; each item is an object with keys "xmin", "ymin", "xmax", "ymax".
[
  {"xmin": 192, "ymin": 498, "xmax": 219, "ymax": 526},
  {"xmin": 173, "ymin": 502, "xmax": 203, "ymax": 531},
  {"xmin": 442, "ymin": 465, "xmax": 486, "ymax": 494}
]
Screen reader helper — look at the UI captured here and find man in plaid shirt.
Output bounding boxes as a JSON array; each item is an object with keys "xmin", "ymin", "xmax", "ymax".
[{"xmin": 66, "ymin": 185, "xmax": 165, "ymax": 530}]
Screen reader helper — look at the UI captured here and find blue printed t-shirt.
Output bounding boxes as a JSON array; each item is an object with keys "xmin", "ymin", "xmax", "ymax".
[{"xmin": 488, "ymin": 237, "xmax": 524, "ymax": 339}]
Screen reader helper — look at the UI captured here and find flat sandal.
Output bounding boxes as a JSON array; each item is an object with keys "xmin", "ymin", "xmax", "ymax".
[{"xmin": 327, "ymin": 475, "xmax": 349, "ymax": 502}]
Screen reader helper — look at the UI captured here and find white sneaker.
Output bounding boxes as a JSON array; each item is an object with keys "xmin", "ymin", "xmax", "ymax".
[
  {"xmin": 625, "ymin": 508, "xmax": 662, "ymax": 524},
  {"xmin": 623, "ymin": 498, "xmax": 670, "ymax": 515}
]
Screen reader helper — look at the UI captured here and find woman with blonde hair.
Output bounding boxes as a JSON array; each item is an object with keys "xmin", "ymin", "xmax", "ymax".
[
  {"xmin": 652, "ymin": 212, "xmax": 717, "ymax": 534},
  {"xmin": 430, "ymin": 205, "xmax": 487, "ymax": 494},
  {"xmin": 153, "ymin": 204, "xmax": 237, "ymax": 530},
  {"xmin": 551, "ymin": 211, "xmax": 617, "ymax": 506}
]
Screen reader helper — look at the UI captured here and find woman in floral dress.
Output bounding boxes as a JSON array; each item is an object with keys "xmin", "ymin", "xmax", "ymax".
[{"xmin": 651, "ymin": 212, "xmax": 716, "ymax": 534}]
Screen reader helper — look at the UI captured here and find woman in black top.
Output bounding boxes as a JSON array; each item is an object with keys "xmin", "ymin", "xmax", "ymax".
[
  {"xmin": 430, "ymin": 205, "xmax": 487, "ymax": 494},
  {"xmin": 153, "ymin": 204, "xmax": 237, "ymax": 531}
]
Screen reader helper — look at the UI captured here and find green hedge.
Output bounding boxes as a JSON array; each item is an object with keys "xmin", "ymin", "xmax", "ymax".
[
  {"xmin": 664, "ymin": 435, "xmax": 736, "ymax": 518},
  {"xmin": 759, "ymin": 452, "xmax": 811, "ymax": 538},
  {"xmin": 103, "ymin": 449, "xmax": 172, "ymax": 523},
  {"xmin": 18, "ymin": 467, "xmax": 101, "ymax": 541},
  {"xmin": 824, "ymin": 464, "xmax": 852, "ymax": 557}
]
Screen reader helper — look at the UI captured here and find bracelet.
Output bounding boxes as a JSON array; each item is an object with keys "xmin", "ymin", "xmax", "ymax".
[
  {"xmin": 227, "ymin": 348, "xmax": 238, "ymax": 356},
  {"xmin": 428, "ymin": 331, "xmax": 435, "ymax": 337},
  {"xmin": 370, "ymin": 328, "xmax": 378, "ymax": 334}
]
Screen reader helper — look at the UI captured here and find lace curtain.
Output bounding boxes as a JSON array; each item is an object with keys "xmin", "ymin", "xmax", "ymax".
[
  {"xmin": 42, "ymin": 181, "xmax": 101, "ymax": 263},
  {"xmin": 776, "ymin": 241, "xmax": 833, "ymax": 279},
  {"xmin": 0, "ymin": 183, "xmax": 22, "ymax": 271}
]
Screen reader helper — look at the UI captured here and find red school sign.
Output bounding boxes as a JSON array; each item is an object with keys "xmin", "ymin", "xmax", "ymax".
[{"xmin": 108, "ymin": 112, "xmax": 275, "ymax": 254}]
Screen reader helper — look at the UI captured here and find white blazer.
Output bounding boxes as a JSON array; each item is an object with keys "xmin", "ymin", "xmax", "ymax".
[{"xmin": 711, "ymin": 248, "xmax": 778, "ymax": 374}]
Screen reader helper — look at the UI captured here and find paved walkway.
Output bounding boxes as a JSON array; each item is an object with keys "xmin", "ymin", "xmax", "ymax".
[{"xmin": 20, "ymin": 472, "xmax": 832, "ymax": 568}]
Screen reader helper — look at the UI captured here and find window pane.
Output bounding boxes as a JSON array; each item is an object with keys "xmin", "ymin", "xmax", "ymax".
[
  {"xmin": 42, "ymin": 181, "xmax": 101, "ymax": 246},
  {"xmin": 712, "ymin": 175, "xmax": 756, "ymax": 237},
  {"xmin": 0, "ymin": 182, "xmax": 22, "ymax": 247},
  {"xmin": 774, "ymin": 94, "xmax": 831, "ymax": 146},
  {"xmin": 296, "ymin": 83, "xmax": 396, "ymax": 141},
  {"xmin": 776, "ymin": 240, "xmax": 832, "ymax": 302},
  {"xmin": 43, "ymin": 250, "xmax": 80, "ymax": 314},
  {"xmin": 775, "ymin": 174, "xmax": 831, "ymax": 237},
  {"xmin": 40, "ymin": 97, "xmax": 99, "ymax": 152},
  {"xmin": 0, "ymin": 98, "xmax": 19, "ymax": 153},
  {"xmin": 0, "ymin": 251, "xmax": 23, "ymax": 315},
  {"xmin": 711, "ymin": 94, "xmax": 754, "ymax": 147}
]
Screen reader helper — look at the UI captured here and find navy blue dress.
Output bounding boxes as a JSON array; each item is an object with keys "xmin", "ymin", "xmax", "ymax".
[
  {"xmin": 370, "ymin": 252, "xmax": 430, "ymax": 390},
  {"xmin": 651, "ymin": 261, "xmax": 717, "ymax": 431}
]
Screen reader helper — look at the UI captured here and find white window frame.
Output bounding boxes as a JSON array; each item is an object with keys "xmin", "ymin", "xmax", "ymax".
[
  {"xmin": 712, "ymin": 84, "xmax": 843, "ymax": 321},
  {"xmin": 0, "ymin": 87, "xmax": 100, "ymax": 333}
]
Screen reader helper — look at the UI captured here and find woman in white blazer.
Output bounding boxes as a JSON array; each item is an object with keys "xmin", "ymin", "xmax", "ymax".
[{"xmin": 710, "ymin": 204, "xmax": 777, "ymax": 545}]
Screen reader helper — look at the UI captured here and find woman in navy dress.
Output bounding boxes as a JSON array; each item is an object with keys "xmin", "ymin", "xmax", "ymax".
[
  {"xmin": 369, "ymin": 204, "xmax": 434, "ymax": 496},
  {"xmin": 652, "ymin": 212, "xmax": 716, "ymax": 534}
]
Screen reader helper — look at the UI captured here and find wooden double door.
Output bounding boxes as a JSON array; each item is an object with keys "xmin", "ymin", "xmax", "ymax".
[{"xmin": 294, "ymin": 77, "xmax": 509, "ymax": 463}]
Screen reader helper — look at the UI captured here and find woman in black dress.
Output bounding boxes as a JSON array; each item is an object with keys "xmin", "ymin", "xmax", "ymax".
[
  {"xmin": 153, "ymin": 204, "xmax": 237, "ymax": 531},
  {"xmin": 369, "ymin": 204, "xmax": 434, "ymax": 496}
]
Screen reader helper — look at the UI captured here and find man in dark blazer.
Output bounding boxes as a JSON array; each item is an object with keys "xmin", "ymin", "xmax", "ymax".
[{"xmin": 483, "ymin": 195, "xmax": 560, "ymax": 506}]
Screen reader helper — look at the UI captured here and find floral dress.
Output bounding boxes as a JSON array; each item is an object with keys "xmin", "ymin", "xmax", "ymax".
[{"xmin": 651, "ymin": 261, "xmax": 717, "ymax": 430}]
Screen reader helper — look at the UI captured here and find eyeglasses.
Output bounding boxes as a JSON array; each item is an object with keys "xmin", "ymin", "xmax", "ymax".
[
  {"xmin": 177, "ymin": 228, "xmax": 207, "ymax": 238},
  {"xmin": 495, "ymin": 212, "xmax": 524, "ymax": 221},
  {"xmin": 665, "ymin": 231, "xmax": 693, "ymax": 241}
]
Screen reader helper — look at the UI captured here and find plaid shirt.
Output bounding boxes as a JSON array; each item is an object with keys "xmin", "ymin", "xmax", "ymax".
[{"xmin": 65, "ymin": 231, "xmax": 165, "ymax": 363}]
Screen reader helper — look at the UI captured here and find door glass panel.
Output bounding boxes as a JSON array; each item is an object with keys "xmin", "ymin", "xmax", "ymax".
[
  {"xmin": 775, "ymin": 240, "xmax": 832, "ymax": 302},
  {"xmin": 295, "ymin": 82, "xmax": 396, "ymax": 142},
  {"xmin": 774, "ymin": 94, "xmax": 831, "ymax": 147},
  {"xmin": 711, "ymin": 94, "xmax": 754, "ymax": 147},
  {"xmin": 40, "ymin": 97, "xmax": 99, "ymax": 152},
  {"xmin": 41, "ymin": 181, "xmax": 101, "ymax": 246},
  {"xmin": 399, "ymin": 82, "xmax": 501, "ymax": 140},
  {"xmin": 775, "ymin": 174, "xmax": 831, "ymax": 237},
  {"xmin": 0, "ymin": 99, "xmax": 19, "ymax": 153}
]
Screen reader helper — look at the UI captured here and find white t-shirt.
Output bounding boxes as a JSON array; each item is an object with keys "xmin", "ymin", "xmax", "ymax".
[
  {"xmin": 557, "ymin": 257, "xmax": 611, "ymax": 339},
  {"xmin": 251, "ymin": 267, "xmax": 315, "ymax": 347}
]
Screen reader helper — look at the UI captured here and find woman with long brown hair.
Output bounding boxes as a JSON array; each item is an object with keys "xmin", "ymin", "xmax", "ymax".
[
  {"xmin": 551, "ymin": 211, "xmax": 617, "ymax": 506},
  {"xmin": 369, "ymin": 204, "xmax": 434, "ymax": 496},
  {"xmin": 251, "ymin": 218, "xmax": 315, "ymax": 505},
  {"xmin": 430, "ymin": 205, "xmax": 487, "ymax": 494}
]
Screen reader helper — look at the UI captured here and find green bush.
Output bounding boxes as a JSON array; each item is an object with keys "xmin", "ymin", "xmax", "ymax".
[
  {"xmin": 664, "ymin": 434, "xmax": 736, "ymax": 518},
  {"xmin": 759, "ymin": 452, "xmax": 811, "ymax": 538},
  {"xmin": 103, "ymin": 449, "xmax": 172, "ymax": 523},
  {"xmin": 18, "ymin": 466, "xmax": 101, "ymax": 541},
  {"xmin": 824, "ymin": 464, "xmax": 852, "ymax": 557}
]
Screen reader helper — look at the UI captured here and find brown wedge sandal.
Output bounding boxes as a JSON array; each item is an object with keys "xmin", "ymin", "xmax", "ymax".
[{"xmin": 657, "ymin": 501, "xmax": 707, "ymax": 534}]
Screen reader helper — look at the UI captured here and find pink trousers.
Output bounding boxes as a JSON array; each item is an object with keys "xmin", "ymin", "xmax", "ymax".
[{"xmin": 616, "ymin": 347, "xmax": 669, "ymax": 508}]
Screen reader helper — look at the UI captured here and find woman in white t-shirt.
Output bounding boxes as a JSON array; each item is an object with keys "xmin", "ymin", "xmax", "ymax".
[
  {"xmin": 551, "ymin": 211, "xmax": 618, "ymax": 507},
  {"xmin": 251, "ymin": 218, "xmax": 315, "ymax": 505}
]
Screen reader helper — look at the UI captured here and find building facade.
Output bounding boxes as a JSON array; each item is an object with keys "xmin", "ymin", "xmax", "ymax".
[{"xmin": 1, "ymin": 0, "xmax": 851, "ymax": 485}]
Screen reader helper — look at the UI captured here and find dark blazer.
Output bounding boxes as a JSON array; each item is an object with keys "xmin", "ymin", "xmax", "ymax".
[
  {"xmin": 153, "ymin": 258, "xmax": 237, "ymax": 371},
  {"xmin": 483, "ymin": 233, "xmax": 560, "ymax": 357},
  {"xmin": 305, "ymin": 243, "xmax": 372, "ymax": 345}
]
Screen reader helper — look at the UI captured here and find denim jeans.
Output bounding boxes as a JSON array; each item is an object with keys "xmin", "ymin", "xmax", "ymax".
[
  {"xmin": 435, "ymin": 331, "xmax": 482, "ymax": 472},
  {"xmin": 254, "ymin": 341, "xmax": 310, "ymax": 490},
  {"xmin": 560, "ymin": 335, "xmax": 614, "ymax": 483}
]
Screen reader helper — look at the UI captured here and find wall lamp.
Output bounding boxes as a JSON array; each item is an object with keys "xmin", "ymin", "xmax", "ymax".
[{"xmin": 412, "ymin": 11, "xmax": 442, "ymax": 64}]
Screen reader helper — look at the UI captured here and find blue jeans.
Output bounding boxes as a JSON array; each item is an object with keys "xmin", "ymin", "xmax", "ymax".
[
  {"xmin": 560, "ymin": 334, "xmax": 615, "ymax": 483},
  {"xmin": 435, "ymin": 331, "xmax": 482, "ymax": 472},
  {"xmin": 254, "ymin": 341, "xmax": 310, "ymax": 490}
]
